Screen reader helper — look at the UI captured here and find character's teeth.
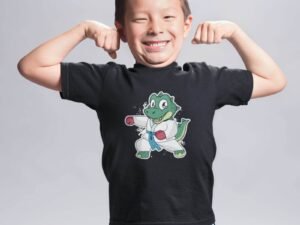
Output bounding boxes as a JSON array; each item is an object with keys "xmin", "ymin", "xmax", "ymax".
[{"xmin": 155, "ymin": 117, "xmax": 161, "ymax": 122}]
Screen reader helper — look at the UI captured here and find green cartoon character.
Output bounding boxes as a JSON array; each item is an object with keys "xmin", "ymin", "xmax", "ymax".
[{"xmin": 124, "ymin": 91, "xmax": 191, "ymax": 159}]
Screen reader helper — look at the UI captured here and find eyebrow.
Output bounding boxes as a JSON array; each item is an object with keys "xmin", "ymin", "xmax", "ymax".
[{"xmin": 130, "ymin": 7, "xmax": 178, "ymax": 14}]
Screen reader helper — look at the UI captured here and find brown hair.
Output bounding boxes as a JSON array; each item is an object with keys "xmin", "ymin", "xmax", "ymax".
[{"xmin": 115, "ymin": 0, "xmax": 191, "ymax": 25}]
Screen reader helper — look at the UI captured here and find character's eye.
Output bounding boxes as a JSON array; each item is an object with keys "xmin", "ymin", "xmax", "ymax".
[
  {"xmin": 150, "ymin": 100, "xmax": 155, "ymax": 107},
  {"xmin": 159, "ymin": 100, "xmax": 168, "ymax": 110}
]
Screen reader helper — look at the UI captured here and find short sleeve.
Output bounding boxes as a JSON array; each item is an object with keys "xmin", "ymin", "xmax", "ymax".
[
  {"xmin": 207, "ymin": 63, "xmax": 254, "ymax": 110},
  {"xmin": 59, "ymin": 61, "xmax": 108, "ymax": 110}
]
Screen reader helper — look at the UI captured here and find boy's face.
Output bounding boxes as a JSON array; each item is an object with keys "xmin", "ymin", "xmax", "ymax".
[{"xmin": 116, "ymin": 0, "xmax": 193, "ymax": 68}]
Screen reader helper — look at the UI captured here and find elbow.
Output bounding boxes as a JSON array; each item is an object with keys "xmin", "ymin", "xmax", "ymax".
[
  {"xmin": 281, "ymin": 79, "xmax": 288, "ymax": 90},
  {"xmin": 279, "ymin": 76, "xmax": 288, "ymax": 90},
  {"xmin": 17, "ymin": 58, "xmax": 31, "ymax": 77},
  {"xmin": 17, "ymin": 58, "xmax": 26, "ymax": 76},
  {"xmin": 274, "ymin": 75, "xmax": 288, "ymax": 93}
]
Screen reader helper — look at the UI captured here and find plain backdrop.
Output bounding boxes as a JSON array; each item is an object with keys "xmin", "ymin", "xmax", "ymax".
[{"xmin": 1, "ymin": 0, "xmax": 299, "ymax": 225}]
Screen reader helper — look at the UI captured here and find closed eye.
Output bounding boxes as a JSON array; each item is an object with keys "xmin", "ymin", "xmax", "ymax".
[
  {"xmin": 133, "ymin": 18, "xmax": 147, "ymax": 22},
  {"xmin": 164, "ymin": 16, "xmax": 176, "ymax": 20}
]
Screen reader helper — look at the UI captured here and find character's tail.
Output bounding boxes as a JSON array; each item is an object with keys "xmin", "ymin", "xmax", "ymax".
[{"xmin": 175, "ymin": 118, "xmax": 191, "ymax": 142}]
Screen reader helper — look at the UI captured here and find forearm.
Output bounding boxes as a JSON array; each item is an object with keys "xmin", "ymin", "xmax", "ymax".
[
  {"xmin": 18, "ymin": 22, "xmax": 87, "ymax": 73},
  {"xmin": 228, "ymin": 26, "xmax": 287, "ymax": 84}
]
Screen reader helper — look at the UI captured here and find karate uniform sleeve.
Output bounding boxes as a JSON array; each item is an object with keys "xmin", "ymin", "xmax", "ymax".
[
  {"xmin": 59, "ymin": 61, "xmax": 108, "ymax": 110},
  {"xmin": 207, "ymin": 63, "xmax": 254, "ymax": 110}
]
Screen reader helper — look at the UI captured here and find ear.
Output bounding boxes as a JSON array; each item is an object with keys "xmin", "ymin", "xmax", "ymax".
[
  {"xmin": 115, "ymin": 21, "xmax": 127, "ymax": 43},
  {"xmin": 183, "ymin": 15, "xmax": 193, "ymax": 38}
]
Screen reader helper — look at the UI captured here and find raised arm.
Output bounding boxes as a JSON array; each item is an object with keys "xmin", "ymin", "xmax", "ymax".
[
  {"xmin": 227, "ymin": 23, "xmax": 287, "ymax": 98},
  {"xmin": 192, "ymin": 20, "xmax": 288, "ymax": 99},
  {"xmin": 17, "ymin": 20, "xmax": 120, "ymax": 91}
]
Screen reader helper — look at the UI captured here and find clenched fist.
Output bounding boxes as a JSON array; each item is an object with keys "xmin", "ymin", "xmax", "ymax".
[
  {"xmin": 124, "ymin": 116, "xmax": 134, "ymax": 126},
  {"xmin": 192, "ymin": 20, "xmax": 240, "ymax": 44},
  {"xmin": 155, "ymin": 130, "xmax": 166, "ymax": 140},
  {"xmin": 83, "ymin": 20, "xmax": 120, "ymax": 59}
]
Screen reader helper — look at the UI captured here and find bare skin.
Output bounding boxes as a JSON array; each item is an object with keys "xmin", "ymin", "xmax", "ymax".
[
  {"xmin": 191, "ymin": 20, "xmax": 288, "ymax": 97},
  {"xmin": 17, "ymin": 0, "xmax": 287, "ymax": 98},
  {"xmin": 17, "ymin": 20, "xmax": 119, "ymax": 91}
]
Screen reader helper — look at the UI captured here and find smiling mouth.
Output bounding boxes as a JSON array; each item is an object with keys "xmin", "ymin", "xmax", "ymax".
[
  {"xmin": 143, "ymin": 41, "xmax": 170, "ymax": 47},
  {"xmin": 151, "ymin": 112, "xmax": 173, "ymax": 124},
  {"xmin": 142, "ymin": 41, "xmax": 170, "ymax": 53},
  {"xmin": 153, "ymin": 116, "xmax": 163, "ymax": 124}
]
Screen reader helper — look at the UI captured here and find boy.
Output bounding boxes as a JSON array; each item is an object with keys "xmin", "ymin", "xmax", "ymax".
[{"xmin": 17, "ymin": 0, "xmax": 287, "ymax": 225}]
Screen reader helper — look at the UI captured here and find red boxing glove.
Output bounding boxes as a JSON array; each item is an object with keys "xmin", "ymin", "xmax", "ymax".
[
  {"xmin": 125, "ymin": 116, "xmax": 134, "ymax": 126},
  {"xmin": 155, "ymin": 130, "xmax": 166, "ymax": 140}
]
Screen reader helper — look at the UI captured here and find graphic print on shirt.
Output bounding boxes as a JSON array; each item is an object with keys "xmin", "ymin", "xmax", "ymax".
[{"xmin": 124, "ymin": 91, "xmax": 191, "ymax": 160}]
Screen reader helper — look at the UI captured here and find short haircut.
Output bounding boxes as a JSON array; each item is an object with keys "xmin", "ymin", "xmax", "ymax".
[{"xmin": 115, "ymin": 0, "xmax": 192, "ymax": 25}]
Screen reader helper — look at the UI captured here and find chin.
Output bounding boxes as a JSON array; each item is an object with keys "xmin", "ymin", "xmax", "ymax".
[
  {"xmin": 144, "ymin": 55, "xmax": 176, "ymax": 66},
  {"xmin": 144, "ymin": 59, "xmax": 172, "ymax": 67}
]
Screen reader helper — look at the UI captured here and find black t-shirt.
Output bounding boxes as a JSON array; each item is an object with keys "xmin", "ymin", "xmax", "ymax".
[{"xmin": 59, "ymin": 61, "xmax": 253, "ymax": 225}]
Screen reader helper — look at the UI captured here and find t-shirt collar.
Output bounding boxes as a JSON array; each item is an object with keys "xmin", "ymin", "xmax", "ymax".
[{"xmin": 133, "ymin": 61, "xmax": 179, "ymax": 71}]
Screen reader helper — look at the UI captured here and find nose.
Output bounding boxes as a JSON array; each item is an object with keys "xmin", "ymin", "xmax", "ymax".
[{"xmin": 147, "ymin": 19, "xmax": 164, "ymax": 35}]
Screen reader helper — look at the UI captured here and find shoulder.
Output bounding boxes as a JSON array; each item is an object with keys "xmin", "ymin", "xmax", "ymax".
[
  {"xmin": 69, "ymin": 61, "xmax": 128, "ymax": 80},
  {"xmin": 91, "ymin": 61, "xmax": 128, "ymax": 74}
]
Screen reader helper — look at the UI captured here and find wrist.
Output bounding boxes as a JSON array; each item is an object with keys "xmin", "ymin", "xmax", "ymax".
[
  {"xmin": 228, "ymin": 24, "xmax": 243, "ymax": 43},
  {"xmin": 79, "ymin": 20, "xmax": 89, "ymax": 39}
]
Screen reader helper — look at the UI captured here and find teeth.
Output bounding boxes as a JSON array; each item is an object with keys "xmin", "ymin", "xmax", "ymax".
[{"xmin": 146, "ymin": 41, "xmax": 168, "ymax": 47}]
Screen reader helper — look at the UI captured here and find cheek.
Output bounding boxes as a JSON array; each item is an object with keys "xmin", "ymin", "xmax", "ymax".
[
  {"xmin": 129, "ymin": 26, "xmax": 145, "ymax": 38},
  {"xmin": 169, "ymin": 24, "xmax": 185, "ymax": 38}
]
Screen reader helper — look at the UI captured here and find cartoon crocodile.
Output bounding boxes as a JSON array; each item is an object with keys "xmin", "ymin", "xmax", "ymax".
[{"xmin": 124, "ymin": 91, "xmax": 191, "ymax": 159}]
